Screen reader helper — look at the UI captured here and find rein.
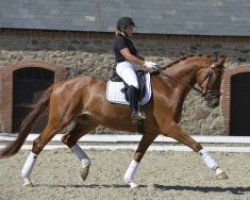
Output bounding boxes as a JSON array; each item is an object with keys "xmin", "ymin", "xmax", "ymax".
[{"xmin": 158, "ymin": 71, "xmax": 206, "ymax": 97}]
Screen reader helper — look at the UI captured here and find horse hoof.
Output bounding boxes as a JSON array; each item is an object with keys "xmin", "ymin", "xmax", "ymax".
[
  {"xmin": 216, "ymin": 171, "xmax": 228, "ymax": 180},
  {"xmin": 216, "ymin": 168, "xmax": 228, "ymax": 180},
  {"xmin": 80, "ymin": 166, "xmax": 89, "ymax": 181},
  {"xmin": 23, "ymin": 178, "xmax": 33, "ymax": 187},
  {"xmin": 130, "ymin": 182, "xmax": 138, "ymax": 189}
]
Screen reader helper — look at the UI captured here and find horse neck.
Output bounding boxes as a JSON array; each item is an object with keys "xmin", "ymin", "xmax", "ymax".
[{"xmin": 164, "ymin": 62, "xmax": 202, "ymax": 93}]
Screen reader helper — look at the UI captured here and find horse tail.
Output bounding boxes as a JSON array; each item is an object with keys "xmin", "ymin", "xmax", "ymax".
[{"xmin": 0, "ymin": 85, "xmax": 54, "ymax": 158}]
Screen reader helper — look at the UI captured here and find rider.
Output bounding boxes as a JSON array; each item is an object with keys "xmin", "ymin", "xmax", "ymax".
[{"xmin": 114, "ymin": 16, "xmax": 158, "ymax": 120}]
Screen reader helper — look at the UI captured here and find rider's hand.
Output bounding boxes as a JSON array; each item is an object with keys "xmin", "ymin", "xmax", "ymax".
[
  {"xmin": 144, "ymin": 61, "xmax": 158, "ymax": 69},
  {"xmin": 148, "ymin": 67, "xmax": 160, "ymax": 75},
  {"xmin": 144, "ymin": 61, "xmax": 160, "ymax": 74}
]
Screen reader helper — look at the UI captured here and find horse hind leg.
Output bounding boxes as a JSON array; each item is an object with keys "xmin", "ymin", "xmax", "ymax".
[
  {"xmin": 21, "ymin": 116, "xmax": 75, "ymax": 187},
  {"xmin": 21, "ymin": 128, "xmax": 58, "ymax": 187},
  {"xmin": 62, "ymin": 115, "xmax": 99, "ymax": 181},
  {"xmin": 162, "ymin": 122, "xmax": 228, "ymax": 180},
  {"xmin": 21, "ymin": 87, "xmax": 86, "ymax": 187}
]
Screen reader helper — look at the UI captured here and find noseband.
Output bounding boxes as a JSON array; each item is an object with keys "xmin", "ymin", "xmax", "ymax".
[
  {"xmin": 158, "ymin": 64, "xmax": 223, "ymax": 100},
  {"xmin": 201, "ymin": 64, "xmax": 224, "ymax": 100},
  {"xmin": 201, "ymin": 74, "xmax": 221, "ymax": 101}
]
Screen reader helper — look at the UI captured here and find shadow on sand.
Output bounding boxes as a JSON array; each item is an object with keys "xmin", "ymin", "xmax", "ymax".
[
  {"xmin": 34, "ymin": 183, "xmax": 250, "ymax": 195},
  {"xmin": 152, "ymin": 184, "xmax": 250, "ymax": 195}
]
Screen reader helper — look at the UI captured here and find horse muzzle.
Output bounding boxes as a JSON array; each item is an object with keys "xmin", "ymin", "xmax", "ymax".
[{"xmin": 204, "ymin": 90, "xmax": 221, "ymax": 108}]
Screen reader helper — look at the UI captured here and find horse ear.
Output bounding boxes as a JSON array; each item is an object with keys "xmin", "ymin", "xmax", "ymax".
[
  {"xmin": 217, "ymin": 57, "xmax": 226, "ymax": 66},
  {"xmin": 213, "ymin": 57, "xmax": 225, "ymax": 70}
]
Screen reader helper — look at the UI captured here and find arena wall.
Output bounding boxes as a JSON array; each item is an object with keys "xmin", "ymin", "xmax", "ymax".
[{"xmin": 0, "ymin": 29, "xmax": 250, "ymax": 135}]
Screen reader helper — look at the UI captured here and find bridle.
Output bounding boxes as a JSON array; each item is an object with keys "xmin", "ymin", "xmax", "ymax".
[
  {"xmin": 159, "ymin": 71, "xmax": 206, "ymax": 96},
  {"xmin": 200, "ymin": 65, "xmax": 223, "ymax": 101},
  {"xmin": 158, "ymin": 63, "xmax": 224, "ymax": 100}
]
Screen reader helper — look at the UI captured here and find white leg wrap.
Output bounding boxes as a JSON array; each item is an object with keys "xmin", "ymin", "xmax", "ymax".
[
  {"xmin": 124, "ymin": 160, "xmax": 139, "ymax": 186},
  {"xmin": 199, "ymin": 149, "xmax": 219, "ymax": 170},
  {"xmin": 21, "ymin": 152, "xmax": 37, "ymax": 178},
  {"xmin": 71, "ymin": 144, "xmax": 91, "ymax": 167}
]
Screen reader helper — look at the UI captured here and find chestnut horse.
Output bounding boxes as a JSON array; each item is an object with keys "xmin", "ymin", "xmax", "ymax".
[{"xmin": 0, "ymin": 55, "xmax": 228, "ymax": 188}]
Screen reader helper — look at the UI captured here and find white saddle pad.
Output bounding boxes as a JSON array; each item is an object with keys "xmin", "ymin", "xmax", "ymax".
[{"xmin": 106, "ymin": 72, "xmax": 152, "ymax": 105}]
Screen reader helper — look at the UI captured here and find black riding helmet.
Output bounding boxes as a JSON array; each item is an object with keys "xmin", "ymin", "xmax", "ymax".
[{"xmin": 117, "ymin": 17, "xmax": 136, "ymax": 31}]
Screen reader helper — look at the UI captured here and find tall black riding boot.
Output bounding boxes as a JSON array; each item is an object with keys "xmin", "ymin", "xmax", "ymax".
[{"xmin": 129, "ymin": 85, "xmax": 146, "ymax": 120}]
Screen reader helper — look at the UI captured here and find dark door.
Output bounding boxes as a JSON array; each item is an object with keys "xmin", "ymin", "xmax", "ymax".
[
  {"xmin": 12, "ymin": 67, "xmax": 54, "ymax": 133},
  {"xmin": 230, "ymin": 73, "xmax": 250, "ymax": 136}
]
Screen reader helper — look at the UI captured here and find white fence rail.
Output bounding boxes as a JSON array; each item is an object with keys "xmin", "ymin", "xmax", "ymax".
[
  {"xmin": 1, "ymin": 134, "xmax": 250, "ymax": 143},
  {"xmin": 1, "ymin": 134, "xmax": 250, "ymax": 152}
]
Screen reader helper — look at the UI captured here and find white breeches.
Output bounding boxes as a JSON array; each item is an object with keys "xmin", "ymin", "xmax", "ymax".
[{"xmin": 116, "ymin": 61, "xmax": 139, "ymax": 89}]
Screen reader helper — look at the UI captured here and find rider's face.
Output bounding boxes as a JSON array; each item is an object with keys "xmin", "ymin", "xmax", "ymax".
[{"xmin": 124, "ymin": 25, "xmax": 134, "ymax": 38}]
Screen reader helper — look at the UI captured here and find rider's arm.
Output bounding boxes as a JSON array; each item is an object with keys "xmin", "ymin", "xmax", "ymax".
[
  {"xmin": 120, "ymin": 48, "xmax": 145, "ymax": 66},
  {"xmin": 136, "ymin": 54, "xmax": 145, "ymax": 61}
]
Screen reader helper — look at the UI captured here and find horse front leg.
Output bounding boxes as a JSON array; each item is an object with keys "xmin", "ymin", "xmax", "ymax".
[
  {"xmin": 162, "ymin": 122, "xmax": 228, "ymax": 180},
  {"xmin": 124, "ymin": 133, "xmax": 157, "ymax": 188}
]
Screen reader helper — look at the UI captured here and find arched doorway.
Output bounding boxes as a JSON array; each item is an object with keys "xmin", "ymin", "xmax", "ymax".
[
  {"xmin": 0, "ymin": 61, "xmax": 68, "ymax": 133},
  {"xmin": 230, "ymin": 73, "xmax": 250, "ymax": 136},
  {"xmin": 12, "ymin": 67, "xmax": 54, "ymax": 133}
]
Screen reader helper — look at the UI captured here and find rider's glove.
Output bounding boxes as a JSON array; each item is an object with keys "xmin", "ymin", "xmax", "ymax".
[
  {"xmin": 144, "ymin": 61, "xmax": 157, "ymax": 68},
  {"xmin": 144, "ymin": 61, "xmax": 160, "ymax": 74},
  {"xmin": 144, "ymin": 61, "xmax": 158, "ymax": 69}
]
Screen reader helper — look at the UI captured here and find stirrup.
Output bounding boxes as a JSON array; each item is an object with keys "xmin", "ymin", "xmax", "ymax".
[
  {"xmin": 131, "ymin": 111, "xmax": 146, "ymax": 120},
  {"xmin": 138, "ymin": 108, "xmax": 146, "ymax": 118}
]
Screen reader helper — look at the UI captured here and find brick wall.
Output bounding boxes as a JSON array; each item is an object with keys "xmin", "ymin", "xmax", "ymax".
[
  {"xmin": 0, "ymin": 29, "xmax": 250, "ymax": 135},
  {"xmin": 0, "ymin": 60, "xmax": 68, "ymax": 132}
]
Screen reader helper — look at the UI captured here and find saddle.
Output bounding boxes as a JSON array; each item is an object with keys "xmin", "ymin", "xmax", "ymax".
[{"xmin": 106, "ymin": 68, "xmax": 152, "ymax": 105}]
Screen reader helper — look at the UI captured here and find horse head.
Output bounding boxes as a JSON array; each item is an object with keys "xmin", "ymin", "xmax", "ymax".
[{"xmin": 196, "ymin": 57, "xmax": 225, "ymax": 108}]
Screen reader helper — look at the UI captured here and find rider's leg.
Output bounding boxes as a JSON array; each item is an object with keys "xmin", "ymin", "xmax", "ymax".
[
  {"xmin": 128, "ymin": 85, "xmax": 146, "ymax": 120},
  {"xmin": 116, "ymin": 62, "xmax": 146, "ymax": 120}
]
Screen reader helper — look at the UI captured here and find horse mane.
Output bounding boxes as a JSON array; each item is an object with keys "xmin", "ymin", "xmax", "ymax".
[{"xmin": 162, "ymin": 54, "xmax": 212, "ymax": 69}]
